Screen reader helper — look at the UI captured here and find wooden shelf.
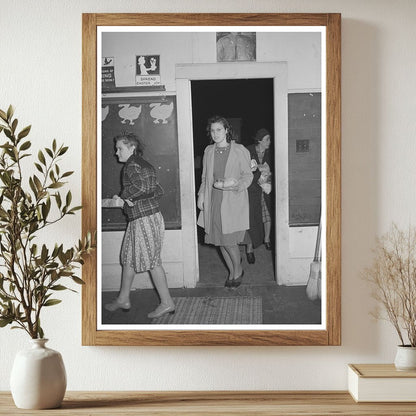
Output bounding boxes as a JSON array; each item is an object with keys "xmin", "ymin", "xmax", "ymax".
[{"xmin": 2, "ymin": 391, "xmax": 416, "ymax": 415}]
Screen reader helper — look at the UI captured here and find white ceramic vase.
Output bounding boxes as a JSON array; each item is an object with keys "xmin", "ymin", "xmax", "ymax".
[
  {"xmin": 10, "ymin": 338, "xmax": 67, "ymax": 409},
  {"xmin": 394, "ymin": 345, "xmax": 416, "ymax": 371}
]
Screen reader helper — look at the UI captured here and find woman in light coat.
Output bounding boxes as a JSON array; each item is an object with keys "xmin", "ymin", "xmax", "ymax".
[{"xmin": 197, "ymin": 116, "xmax": 253, "ymax": 287}]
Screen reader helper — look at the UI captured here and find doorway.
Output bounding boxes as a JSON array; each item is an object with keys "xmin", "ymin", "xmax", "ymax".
[
  {"xmin": 191, "ymin": 79, "xmax": 275, "ymax": 286},
  {"xmin": 175, "ymin": 62, "xmax": 288, "ymax": 288}
]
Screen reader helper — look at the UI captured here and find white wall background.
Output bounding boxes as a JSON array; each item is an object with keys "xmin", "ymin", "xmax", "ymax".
[{"xmin": 1, "ymin": 0, "xmax": 416, "ymax": 391}]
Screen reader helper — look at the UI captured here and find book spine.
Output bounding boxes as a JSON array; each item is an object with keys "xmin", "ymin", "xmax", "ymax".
[{"xmin": 347, "ymin": 366, "xmax": 359, "ymax": 402}]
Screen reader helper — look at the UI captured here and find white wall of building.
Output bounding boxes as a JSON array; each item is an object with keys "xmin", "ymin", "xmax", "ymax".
[{"xmin": 102, "ymin": 31, "xmax": 321, "ymax": 90}]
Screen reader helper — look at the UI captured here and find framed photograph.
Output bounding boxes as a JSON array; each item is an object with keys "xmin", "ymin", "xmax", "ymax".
[{"xmin": 82, "ymin": 13, "xmax": 341, "ymax": 346}]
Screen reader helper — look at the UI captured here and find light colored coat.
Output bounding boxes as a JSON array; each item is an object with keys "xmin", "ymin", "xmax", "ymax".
[{"xmin": 197, "ymin": 141, "xmax": 253, "ymax": 234}]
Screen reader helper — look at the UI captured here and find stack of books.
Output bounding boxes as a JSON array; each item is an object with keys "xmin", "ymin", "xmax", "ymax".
[{"xmin": 348, "ymin": 364, "xmax": 416, "ymax": 402}]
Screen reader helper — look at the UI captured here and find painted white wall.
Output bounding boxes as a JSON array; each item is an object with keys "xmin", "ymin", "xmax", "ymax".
[
  {"xmin": 102, "ymin": 31, "xmax": 321, "ymax": 91},
  {"xmin": 102, "ymin": 31, "xmax": 193, "ymax": 90},
  {"xmin": 1, "ymin": 0, "xmax": 416, "ymax": 391}
]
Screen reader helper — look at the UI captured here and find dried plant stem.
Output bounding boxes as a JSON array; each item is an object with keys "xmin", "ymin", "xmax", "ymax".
[{"xmin": 363, "ymin": 223, "xmax": 416, "ymax": 347}]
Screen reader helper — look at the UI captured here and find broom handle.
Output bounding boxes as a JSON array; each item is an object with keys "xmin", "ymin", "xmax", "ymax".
[{"xmin": 314, "ymin": 218, "xmax": 322, "ymax": 262}]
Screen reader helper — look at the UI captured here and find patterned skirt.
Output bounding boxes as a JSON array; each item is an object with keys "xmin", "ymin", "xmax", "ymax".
[{"xmin": 120, "ymin": 212, "xmax": 164, "ymax": 273}]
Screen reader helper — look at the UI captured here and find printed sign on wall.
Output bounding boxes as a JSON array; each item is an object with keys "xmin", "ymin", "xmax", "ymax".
[
  {"xmin": 135, "ymin": 55, "xmax": 161, "ymax": 87},
  {"xmin": 101, "ymin": 57, "xmax": 115, "ymax": 89}
]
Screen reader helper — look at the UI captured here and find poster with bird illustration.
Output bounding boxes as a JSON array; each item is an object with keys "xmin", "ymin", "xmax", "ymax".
[{"xmin": 101, "ymin": 95, "xmax": 180, "ymax": 231}]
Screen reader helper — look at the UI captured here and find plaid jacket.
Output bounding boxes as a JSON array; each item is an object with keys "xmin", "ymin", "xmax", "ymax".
[{"xmin": 120, "ymin": 155, "xmax": 164, "ymax": 221}]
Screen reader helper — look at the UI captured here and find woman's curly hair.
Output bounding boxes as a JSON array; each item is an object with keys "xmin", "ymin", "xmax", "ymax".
[{"xmin": 206, "ymin": 115, "xmax": 234, "ymax": 143}]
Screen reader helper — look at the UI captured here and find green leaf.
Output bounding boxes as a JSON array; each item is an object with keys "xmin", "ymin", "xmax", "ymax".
[
  {"xmin": 65, "ymin": 191, "xmax": 72, "ymax": 207},
  {"xmin": 33, "ymin": 175, "xmax": 42, "ymax": 192},
  {"xmin": 51, "ymin": 244, "xmax": 59, "ymax": 258},
  {"xmin": 56, "ymin": 244, "xmax": 63, "ymax": 258},
  {"xmin": 71, "ymin": 276, "xmax": 85, "ymax": 285},
  {"xmin": 45, "ymin": 148, "xmax": 53, "ymax": 158},
  {"xmin": 59, "ymin": 271, "xmax": 73, "ymax": 277},
  {"xmin": 38, "ymin": 325, "xmax": 44, "ymax": 339},
  {"xmin": 41, "ymin": 202, "xmax": 50, "ymax": 220},
  {"xmin": 31, "ymin": 244, "xmax": 38, "ymax": 256},
  {"xmin": 52, "ymin": 139, "xmax": 57, "ymax": 152},
  {"xmin": 0, "ymin": 109, "xmax": 7, "ymax": 121},
  {"xmin": 41, "ymin": 244, "xmax": 48, "ymax": 262},
  {"xmin": 43, "ymin": 299, "xmax": 62, "ymax": 307},
  {"xmin": 34, "ymin": 163, "xmax": 43, "ymax": 173},
  {"xmin": 58, "ymin": 146, "xmax": 68, "ymax": 156},
  {"xmin": 61, "ymin": 171, "xmax": 74, "ymax": 178},
  {"xmin": 0, "ymin": 317, "xmax": 13, "ymax": 327},
  {"xmin": 11, "ymin": 118, "xmax": 18, "ymax": 133},
  {"xmin": 38, "ymin": 150, "xmax": 46, "ymax": 165},
  {"xmin": 29, "ymin": 221, "xmax": 39, "ymax": 234},
  {"xmin": 17, "ymin": 125, "xmax": 31, "ymax": 140},
  {"xmin": 50, "ymin": 285, "xmax": 68, "ymax": 291},
  {"xmin": 69, "ymin": 206, "xmax": 82, "ymax": 213},
  {"xmin": 19, "ymin": 140, "xmax": 31, "ymax": 151},
  {"xmin": 29, "ymin": 177, "xmax": 38, "ymax": 197},
  {"xmin": 55, "ymin": 192, "xmax": 62, "ymax": 208},
  {"xmin": 3, "ymin": 128, "xmax": 12, "ymax": 140},
  {"xmin": 6, "ymin": 105, "xmax": 14, "ymax": 122},
  {"xmin": 58, "ymin": 250, "xmax": 67, "ymax": 264},
  {"xmin": 48, "ymin": 182, "xmax": 64, "ymax": 189}
]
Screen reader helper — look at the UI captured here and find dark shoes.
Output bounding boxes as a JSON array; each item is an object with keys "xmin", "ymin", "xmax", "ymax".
[
  {"xmin": 232, "ymin": 271, "xmax": 244, "ymax": 288},
  {"xmin": 246, "ymin": 251, "xmax": 255, "ymax": 264},
  {"xmin": 225, "ymin": 271, "xmax": 245, "ymax": 288}
]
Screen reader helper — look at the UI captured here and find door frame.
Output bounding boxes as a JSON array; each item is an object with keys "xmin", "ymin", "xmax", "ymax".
[{"xmin": 176, "ymin": 62, "xmax": 288, "ymax": 287}]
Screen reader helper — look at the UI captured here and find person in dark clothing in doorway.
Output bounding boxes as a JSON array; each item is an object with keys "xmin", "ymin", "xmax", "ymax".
[{"xmin": 244, "ymin": 128, "xmax": 273, "ymax": 264}]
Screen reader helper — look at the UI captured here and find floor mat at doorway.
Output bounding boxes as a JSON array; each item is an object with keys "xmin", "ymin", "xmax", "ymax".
[{"xmin": 151, "ymin": 296, "xmax": 262, "ymax": 325}]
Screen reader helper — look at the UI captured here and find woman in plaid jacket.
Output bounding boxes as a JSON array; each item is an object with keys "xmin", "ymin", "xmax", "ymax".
[{"xmin": 105, "ymin": 132, "xmax": 175, "ymax": 319}]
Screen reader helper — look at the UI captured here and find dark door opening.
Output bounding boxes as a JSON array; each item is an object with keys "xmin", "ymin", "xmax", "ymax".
[{"xmin": 191, "ymin": 78, "xmax": 275, "ymax": 286}]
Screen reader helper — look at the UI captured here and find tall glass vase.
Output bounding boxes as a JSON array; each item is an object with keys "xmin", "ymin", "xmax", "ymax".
[{"xmin": 10, "ymin": 339, "xmax": 67, "ymax": 409}]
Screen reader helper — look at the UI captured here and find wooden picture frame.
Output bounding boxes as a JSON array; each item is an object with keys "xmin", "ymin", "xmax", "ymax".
[{"xmin": 82, "ymin": 13, "xmax": 341, "ymax": 346}]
